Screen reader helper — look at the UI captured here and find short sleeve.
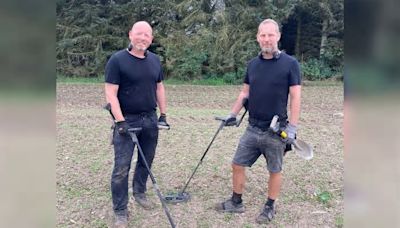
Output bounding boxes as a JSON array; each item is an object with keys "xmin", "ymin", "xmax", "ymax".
[
  {"xmin": 157, "ymin": 66, "xmax": 164, "ymax": 83},
  {"xmin": 289, "ymin": 60, "xmax": 301, "ymax": 86},
  {"xmin": 105, "ymin": 55, "xmax": 120, "ymax": 85},
  {"xmin": 243, "ymin": 67, "xmax": 250, "ymax": 84}
]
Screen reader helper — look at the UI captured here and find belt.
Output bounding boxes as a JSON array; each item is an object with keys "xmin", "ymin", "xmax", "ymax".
[
  {"xmin": 124, "ymin": 111, "xmax": 155, "ymax": 118},
  {"xmin": 248, "ymin": 117, "xmax": 271, "ymax": 131},
  {"xmin": 248, "ymin": 117, "xmax": 288, "ymax": 131}
]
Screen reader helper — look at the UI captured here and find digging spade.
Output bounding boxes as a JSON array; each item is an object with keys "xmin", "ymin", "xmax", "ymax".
[{"xmin": 269, "ymin": 115, "xmax": 313, "ymax": 160}]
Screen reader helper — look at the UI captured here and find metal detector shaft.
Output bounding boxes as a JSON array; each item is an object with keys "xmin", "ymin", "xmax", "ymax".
[
  {"xmin": 236, "ymin": 97, "xmax": 248, "ymax": 127},
  {"xmin": 128, "ymin": 132, "xmax": 176, "ymax": 228},
  {"xmin": 179, "ymin": 121, "xmax": 225, "ymax": 194},
  {"xmin": 236, "ymin": 109, "xmax": 248, "ymax": 127}
]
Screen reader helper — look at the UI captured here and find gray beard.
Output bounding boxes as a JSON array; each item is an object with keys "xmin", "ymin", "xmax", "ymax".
[
  {"xmin": 131, "ymin": 43, "xmax": 147, "ymax": 51},
  {"xmin": 261, "ymin": 47, "xmax": 274, "ymax": 54}
]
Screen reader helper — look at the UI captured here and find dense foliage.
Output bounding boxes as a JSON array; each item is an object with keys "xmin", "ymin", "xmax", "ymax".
[{"xmin": 57, "ymin": 0, "xmax": 343, "ymax": 82}]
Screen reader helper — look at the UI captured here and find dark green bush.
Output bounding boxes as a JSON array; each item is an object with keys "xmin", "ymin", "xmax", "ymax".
[
  {"xmin": 173, "ymin": 49, "xmax": 208, "ymax": 81},
  {"xmin": 301, "ymin": 58, "xmax": 336, "ymax": 80}
]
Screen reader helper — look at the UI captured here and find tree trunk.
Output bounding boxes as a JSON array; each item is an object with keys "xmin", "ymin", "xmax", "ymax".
[
  {"xmin": 211, "ymin": 0, "xmax": 225, "ymax": 11},
  {"xmin": 210, "ymin": 0, "xmax": 225, "ymax": 24},
  {"xmin": 295, "ymin": 16, "xmax": 302, "ymax": 57},
  {"xmin": 319, "ymin": 18, "xmax": 328, "ymax": 58}
]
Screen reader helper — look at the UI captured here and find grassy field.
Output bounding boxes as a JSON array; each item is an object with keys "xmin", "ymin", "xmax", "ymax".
[{"xmin": 56, "ymin": 83, "xmax": 343, "ymax": 227}]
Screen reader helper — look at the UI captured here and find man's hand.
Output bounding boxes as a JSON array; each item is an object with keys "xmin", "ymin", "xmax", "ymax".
[
  {"xmin": 222, "ymin": 113, "xmax": 237, "ymax": 127},
  {"xmin": 283, "ymin": 123, "xmax": 297, "ymax": 144},
  {"xmin": 158, "ymin": 113, "xmax": 170, "ymax": 129},
  {"xmin": 115, "ymin": 120, "xmax": 130, "ymax": 135}
]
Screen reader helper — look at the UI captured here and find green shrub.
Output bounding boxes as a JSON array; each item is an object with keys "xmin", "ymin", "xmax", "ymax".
[
  {"xmin": 173, "ymin": 49, "xmax": 208, "ymax": 81},
  {"xmin": 301, "ymin": 58, "xmax": 336, "ymax": 80},
  {"xmin": 221, "ymin": 67, "xmax": 246, "ymax": 84}
]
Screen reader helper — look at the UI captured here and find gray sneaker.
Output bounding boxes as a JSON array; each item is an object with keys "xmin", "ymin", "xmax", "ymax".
[
  {"xmin": 256, "ymin": 205, "xmax": 275, "ymax": 224},
  {"xmin": 215, "ymin": 198, "xmax": 245, "ymax": 213},
  {"xmin": 133, "ymin": 193, "xmax": 153, "ymax": 210},
  {"xmin": 114, "ymin": 214, "xmax": 128, "ymax": 228}
]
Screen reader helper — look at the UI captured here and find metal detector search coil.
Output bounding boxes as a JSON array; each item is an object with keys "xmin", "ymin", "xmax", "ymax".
[{"xmin": 164, "ymin": 192, "xmax": 191, "ymax": 204}]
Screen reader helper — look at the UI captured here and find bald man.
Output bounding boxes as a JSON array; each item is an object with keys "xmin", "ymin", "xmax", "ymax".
[{"xmin": 105, "ymin": 21, "xmax": 169, "ymax": 228}]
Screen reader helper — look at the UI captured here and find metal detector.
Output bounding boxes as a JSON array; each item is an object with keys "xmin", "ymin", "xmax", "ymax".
[
  {"xmin": 163, "ymin": 118, "xmax": 225, "ymax": 204},
  {"xmin": 104, "ymin": 103, "xmax": 176, "ymax": 228},
  {"xmin": 163, "ymin": 98, "xmax": 248, "ymax": 204}
]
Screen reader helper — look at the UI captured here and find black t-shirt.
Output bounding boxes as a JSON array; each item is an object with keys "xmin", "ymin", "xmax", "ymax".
[
  {"xmin": 244, "ymin": 52, "xmax": 301, "ymax": 123},
  {"xmin": 105, "ymin": 50, "xmax": 164, "ymax": 115}
]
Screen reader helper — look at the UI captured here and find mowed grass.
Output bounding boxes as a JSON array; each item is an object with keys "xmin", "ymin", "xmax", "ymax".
[{"xmin": 57, "ymin": 83, "xmax": 343, "ymax": 227}]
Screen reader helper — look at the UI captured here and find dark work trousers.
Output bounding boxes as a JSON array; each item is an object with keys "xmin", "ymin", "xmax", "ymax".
[{"xmin": 111, "ymin": 112, "xmax": 159, "ymax": 215}]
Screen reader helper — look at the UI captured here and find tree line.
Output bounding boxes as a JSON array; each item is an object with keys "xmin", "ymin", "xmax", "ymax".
[{"xmin": 57, "ymin": 0, "xmax": 343, "ymax": 82}]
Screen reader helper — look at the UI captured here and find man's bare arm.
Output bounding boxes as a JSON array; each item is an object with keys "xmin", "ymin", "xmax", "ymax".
[
  {"xmin": 156, "ymin": 82, "xmax": 167, "ymax": 114},
  {"xmin": 230, "ymin": 84, "xmax": 250, "ymax": 115},
  {"xmin": 289, "ymin": 85, "xmax": 301, "ymax": 125},
  {"xmin": 105, "ymin": 83, "xmax": 124, "ymax": 122}
]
